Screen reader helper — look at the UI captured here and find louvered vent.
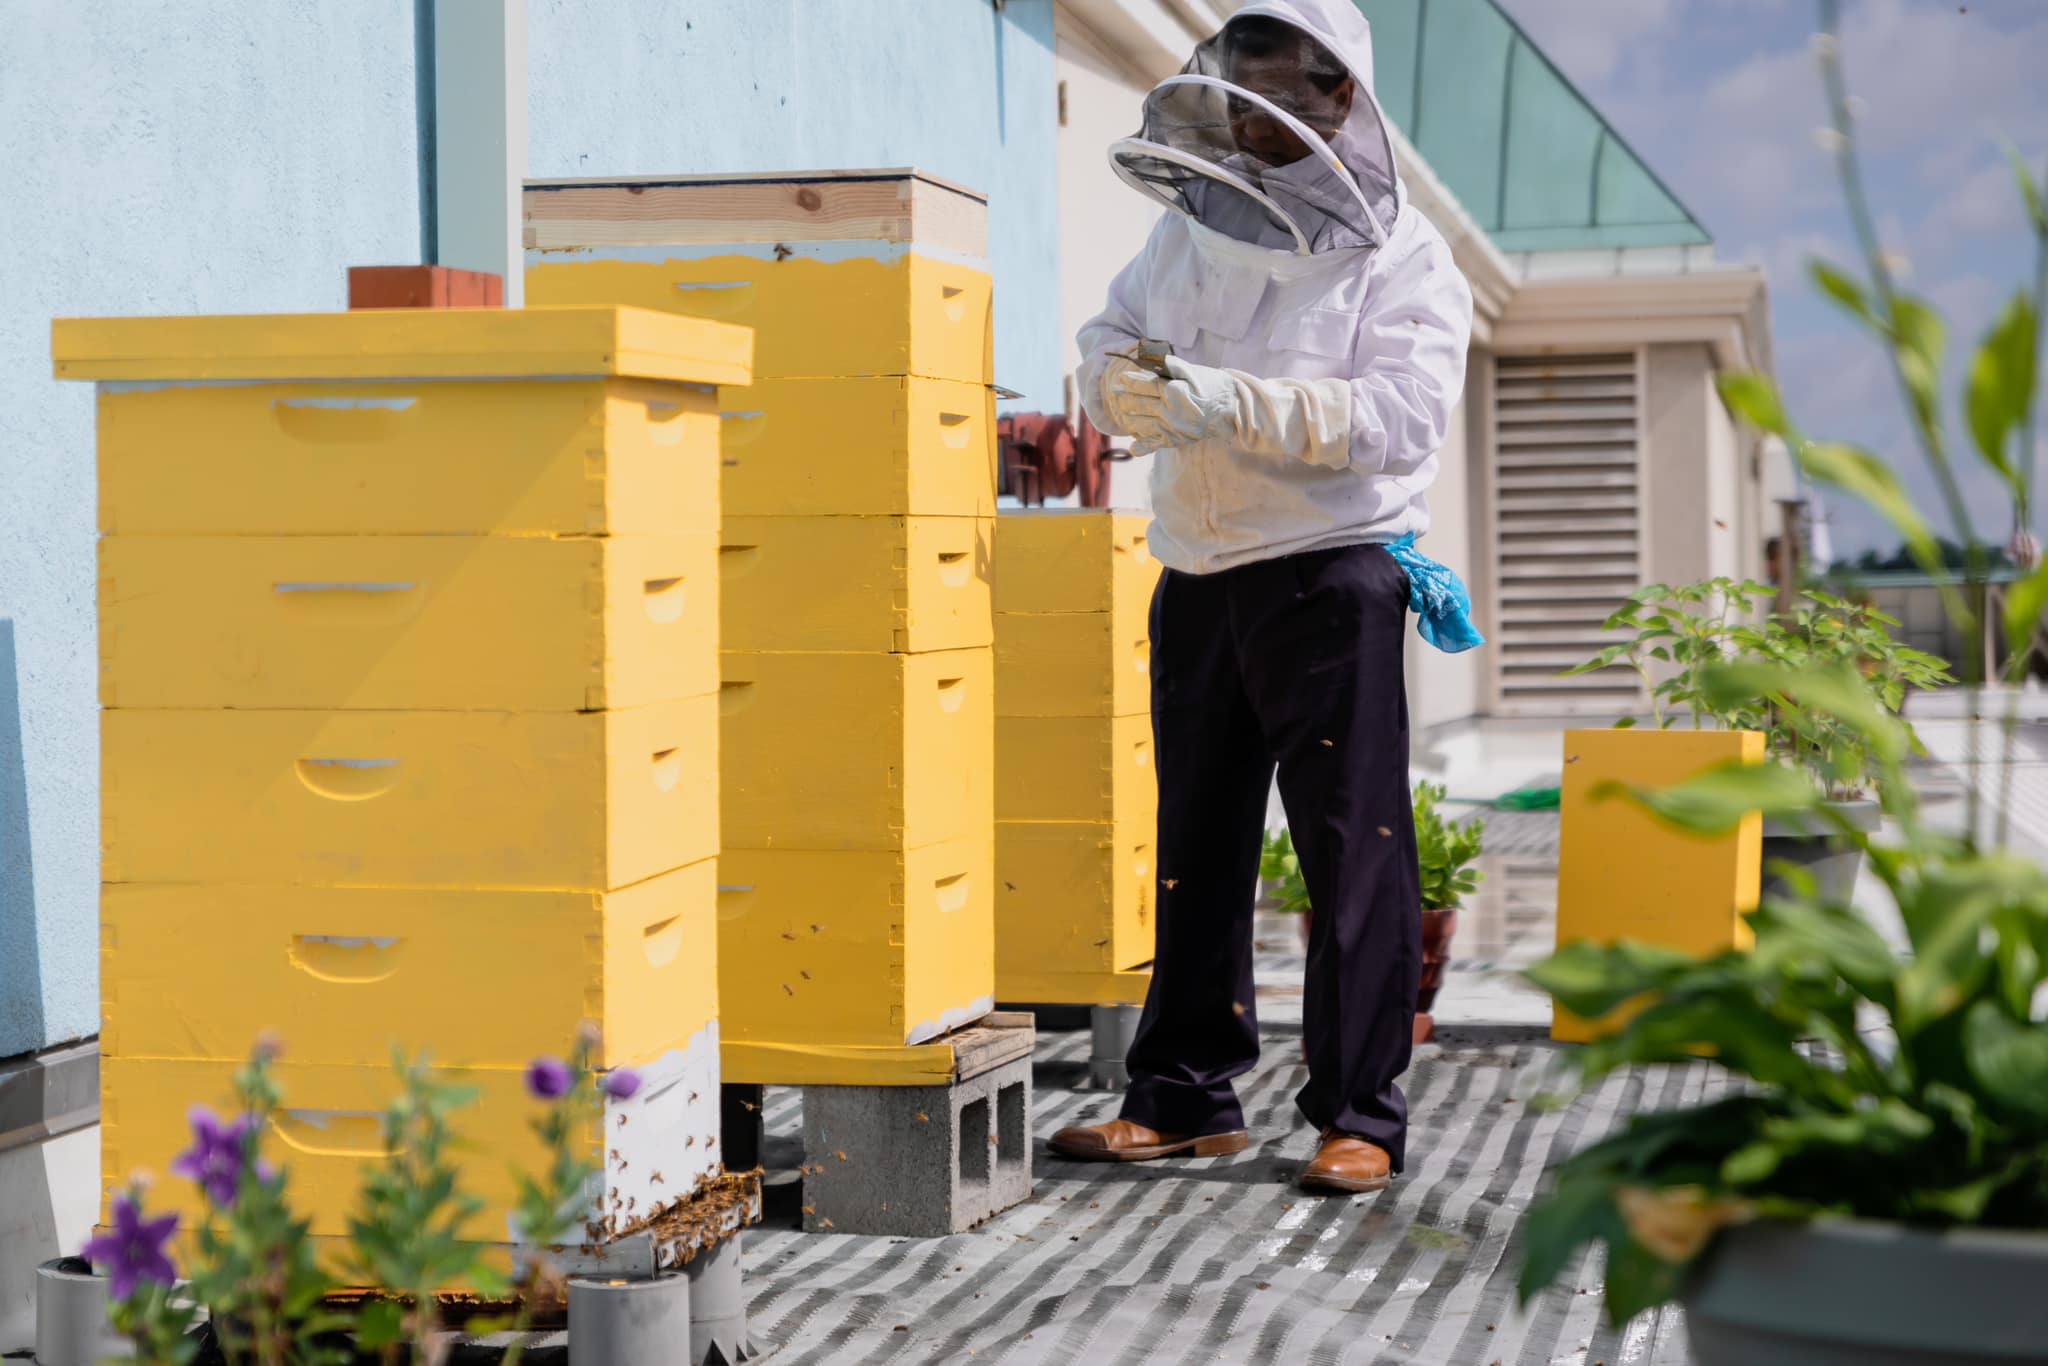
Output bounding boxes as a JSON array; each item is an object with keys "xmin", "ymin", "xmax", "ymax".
[{"xmin": 1491, "ymin": 353, "xmax": 1644, "ymax": 713}]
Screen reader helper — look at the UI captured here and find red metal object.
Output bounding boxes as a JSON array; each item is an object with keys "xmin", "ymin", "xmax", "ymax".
[
  {"xmin": 997, "ymin": 411, "xmax": 1120, "ymax": 508},
  {"xmin": 347, "ymin": 265, "xmax": 503, "ymax": 310}
]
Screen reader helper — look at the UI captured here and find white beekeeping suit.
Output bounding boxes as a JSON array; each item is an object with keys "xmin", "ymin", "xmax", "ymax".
[{"xmin": 1077, "ymin": 0, "xmax": 1474, "ymax": 577}]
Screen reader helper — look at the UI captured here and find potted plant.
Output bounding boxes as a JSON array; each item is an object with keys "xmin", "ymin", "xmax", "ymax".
[
  {"xmin": 1518, "ymin": 6, "xmax": 2048, "ymax": 1358},
  {"xmin": 1259, "ymin": 783, "xmax": 1485, "ymax": 1045},
  {"xmin": 1731, "ymin": 590, "xmax": 1954, "ymax": 903}
]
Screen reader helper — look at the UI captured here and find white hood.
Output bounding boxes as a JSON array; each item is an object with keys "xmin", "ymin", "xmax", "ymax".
[{"xmin": 1109, "ymin": 0, "xmax": 1403, "ymax": 254}]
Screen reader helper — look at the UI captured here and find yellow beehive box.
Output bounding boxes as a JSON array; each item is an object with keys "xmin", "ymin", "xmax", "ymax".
[
  {"xmin": 525, "ymin": 169, "xmax": 992, "ymax": 384},
  {"xmin": 717, "ymin": 834, "xmax": 993, "ymax": 1052},
  {"xmin": 100, "ymin": 860, "xmax": 717, "ymax": 1069},
  {"xmin": 100, "ymin": 534, "xmax": 718, "ymax": 711},
  {"xmin": 721, "ymin": 647, "xmax": 991, "ymax": 851},
  {"xmin": 718, "ymin": 376, "xmax": 996, "ymax": 519},
  {"xmin": 101, "ymin": 1032, "xmax": 724, "ymax": 1240},
  {"xmin": 53, "ymin": 308, "xmax": 746, "ymax": 537},
  {"xmin": 995, "ymin": 819, "xmax": 1154, "ymax": 978},
  {"xmin": 102, "ymin": 697, "xmax": 717, "ymax": 890},
  {"xmin": 993, "ymin": 611, "xmax": 1150, "ymax": 718},
  {"xmin": 995, "ymin": 714, "xmax": 1156, "ymax": 829},
  {"xmin": 994, "ymin": 509, "xmax": 1159, "ymax": 620},
  {"xmin": 721, "ymin": 515, "xmax": 992, "ymax": 654},
  {"xmin": 1554, "ymin": 728, "xmax": 1765, "ymax": 1043}
]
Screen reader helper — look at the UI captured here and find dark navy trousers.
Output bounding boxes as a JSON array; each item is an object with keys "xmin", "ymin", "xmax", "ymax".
[{"xmin": 1118, "ymin": 542, "xmax": 1422, "ymax": 1169}]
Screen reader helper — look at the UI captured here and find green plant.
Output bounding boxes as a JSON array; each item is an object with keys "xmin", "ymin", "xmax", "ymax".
[
  {"xmin": 177, "ymin": 1042, "xmax": 352, "ymax": 1366},
  {"xmin": 1730, "ymin": 590, "xmax": 1955, "ymax": 799},
  {"xmin": 1413, "ymin": 781, "xmax": 1484, "ymax": 912},
  {"xmin": 1518, "ymin": 0, "xmax": 2048, "ymax": 1328},
  {"xmin": 1260, "ymin": 827, "xmax": 1311, "ymax": 915},
  {"xmin": 349, "ymin": 1050, "xmax": 511, "ymax": 1366},
  {"xmin": 1259, "ymin": 785, "xmax": 1485, "ymax": 916},
  {"xmin": 1562, "ymin": 578, "xmax": 1773, "ymax": 730}
]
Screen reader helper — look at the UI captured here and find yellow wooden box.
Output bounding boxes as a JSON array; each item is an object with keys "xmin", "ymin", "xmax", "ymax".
[
  {"xmin": 527, "ymin": 252, "xmax": 992, "ymax": 384},
  {"xmin": 995, "ymin": 714, "xmax": 1156, "ymax": 829},
  {"xmin": 100, "ymin": 860, "xmax": 717, "ymax": 1069},
  {"xmin": 100, "ymin": 534, "xmax": 718, "ymax": 712},
  {"xmin": 103, "ymin": 697, "xmax": 717, "ymax": 890},
  {"xmin": 721, "ymin": 515, "xmax": 992, "ymax": 654},
  {"xmin": 1554, "ymin": 727, "xmax": 1765, "ymax": 1042},
  {"xmin": 993, "ymin": 509, "xmax": 1159, "ymax": 620},
  {"xmin": 719, "ymin": 375, "xmax": 996, "ymax": 519},
  {"xmin": 993, "ymin": 611, "xmax": 1150, "ymax": 718},
  {"xmin": 995, "ymin": 819, "xmax": 1154, "ymax": 977},
  {"xmin": 101, "ymin": 1036, "xmax": 724, "ymax": 1240},
  {"xmin": 721, "ymin": 647, "xmax": 991, "ymax": 852},
  {"xmin": 717, "ymin": 834, "xmax": 993, "ymax": 1053},
  {"xmin": 53, "ymin": 309, "xmax": 747, "ymax": 537}
]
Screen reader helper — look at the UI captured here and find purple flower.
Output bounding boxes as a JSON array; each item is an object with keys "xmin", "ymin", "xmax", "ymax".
[
  {"xmin": 526, "ymin": 1057, "xmax": 573, "ymax": 1100},
  {"xmin": 81, "ymin": 1195, "xmax": 179, "ymax": 1301},
  {"xmin": 171, "ymin": 1107, "xmax": 256, "ymax": 1208},
  {"xmin": 600, "ymin": 1068, "xmax": 643, "ymax": 1101}
]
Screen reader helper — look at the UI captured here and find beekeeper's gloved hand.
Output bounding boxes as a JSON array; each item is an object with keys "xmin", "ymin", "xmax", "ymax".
[
  {"xmin": 1097, "ymin": 365, "xmax": 1172, "ymax": 443},
  {"xmin": 1130, "ymin": 356, "xmax": 1352, "ymax": 467}
]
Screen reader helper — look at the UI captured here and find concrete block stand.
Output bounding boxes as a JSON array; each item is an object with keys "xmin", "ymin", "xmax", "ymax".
[{"xmin": 800, "ymin": 1014, "xmax": 1034, "ymax": 1236}]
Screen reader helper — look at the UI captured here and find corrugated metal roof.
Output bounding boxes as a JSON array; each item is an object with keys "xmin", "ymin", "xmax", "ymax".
[{"xmin": 1357, "ymin": 0, "xmax": 1711, "ymax": 252}]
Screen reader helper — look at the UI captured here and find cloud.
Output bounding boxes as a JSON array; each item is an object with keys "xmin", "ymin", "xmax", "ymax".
[{"xmin": 1495, "ymin": 0, "xmax": 1682, "ymax": 85}]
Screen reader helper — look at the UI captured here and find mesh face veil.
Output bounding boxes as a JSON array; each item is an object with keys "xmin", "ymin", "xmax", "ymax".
[{"xmin": 1107, "ymin": 4, "xmax": 1400, "ymax": 254}]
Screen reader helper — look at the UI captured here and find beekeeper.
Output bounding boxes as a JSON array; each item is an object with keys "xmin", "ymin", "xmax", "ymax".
[{"xmin": 1049, "ymin": 0, "xmax": 1478, "ymax": 1196}]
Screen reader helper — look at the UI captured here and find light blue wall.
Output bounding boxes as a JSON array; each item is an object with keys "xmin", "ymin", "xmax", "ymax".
[
  {"xmin": 0, "ymin": 1, "xmax": 426, "ymax": 1059},
  {"xmin": 527, "ymin": 0, "xmax": 1063, "ymax": 409},
  {"xmin": 0, "ymin": 0, "xmax": 1060, "ymax": 1061}
]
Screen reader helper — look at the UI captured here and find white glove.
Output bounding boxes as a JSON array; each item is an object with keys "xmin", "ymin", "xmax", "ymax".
[
  {"xmin": 1097, "ymin": 365, "xmax": 1172, "ymax": 444},
  {"xmin": 1135, "ymin": 356, "xmax": 1352, "ymax": 468}
]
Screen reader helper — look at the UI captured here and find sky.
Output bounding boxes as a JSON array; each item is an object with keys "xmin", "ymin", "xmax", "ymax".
[{"xmin": 1492, "ymin": 0, "xmax": 2048, "ymax": 560}]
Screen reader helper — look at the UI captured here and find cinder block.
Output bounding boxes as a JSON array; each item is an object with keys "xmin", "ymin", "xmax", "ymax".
[
  {"xmin": 715, "ymin": 375, "xmax": 996, "ymax": 519},
  {"xmin": 721, "ymin": 647, "xmax": 990, "ymax": 852},
  {"xmin": 103, "ymin": 1025, "xmax": 725, "ymax": 1241},
  {"xmin": 996, "ymin": 819, "xmax": 1154, "ymax": 976},
  {"xmin": 528, "ymin": 252, "xmax": 992, "ymax": 385},
  {"xmin": 94, "ymin": 377, "xmax": 720, "ymax": 538},
  {"xmin": 101, "ymin": 860, "xmax": 717, "ymax": 1069},
  {"xmin": 994, "ymin": 509, "xmax": 1159, "ymax": 619},
  {"xmin": 995, "ymin": 714, "xmax": 1156, "ymax": 827},
  {"xmin": 100, "ymin": 533, "xmax": 717, "ymax": 711},
  {"xmin": 717, "ymin": 835, "xmax": 994, "ymax": 1053},
  {"xmin": 721, "ymin": 515, "xmax": 991, "ymax": 654},
  {"xmin": 993, "ymin": 611, "xmax": 1150, "ymax": 718},
  {"xmin": 103, "ymin": 697, "xmax": 717, "ymax": 890},
  {"xmin": 1555, "ymin": 728, "xmax": 1764, "ymax": 1042},
  {"xmin": 800, "ymin": 1016, "xmax": 1033, "ymax": 1236}
]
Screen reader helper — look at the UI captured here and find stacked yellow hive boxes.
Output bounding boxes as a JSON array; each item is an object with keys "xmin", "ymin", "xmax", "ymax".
[
  {"xmin": 993, "ymin": 510, "xmax": 1162, "ymax": 1005},
  {"xmin": 57, "ymin": 306, "xmax": 751, "ymax": 1247},
  {"xmin": 527, "ymin": 170, "xmax": 999, "ymax": 1083}
]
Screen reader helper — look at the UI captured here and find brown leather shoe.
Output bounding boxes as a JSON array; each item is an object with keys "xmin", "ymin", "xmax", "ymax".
[
  {"xmin": 1298, "ymin": 1130, "xmax": 1393, "ymax": 1194},
  {"xmin": 1048, "ymin": 1118, "xmax": 1250, "ymax": 1163}
]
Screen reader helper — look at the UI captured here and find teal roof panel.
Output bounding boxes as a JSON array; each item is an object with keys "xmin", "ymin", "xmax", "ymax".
[{"xmin": 1356, "ymin": 0, "xmax": 1710, "ymax": 251}]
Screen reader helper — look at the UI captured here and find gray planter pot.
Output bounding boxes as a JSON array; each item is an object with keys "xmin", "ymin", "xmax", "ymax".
[
  {"xmin": 34, "ymin": 1258, "xmax": 122, "ymax": 1366},
  {"xmin": 569, "ymin": 1272, "xmax": 691, "ymax": 1366},
  {"xmin": 1684, "ymin": 1218, "xmax": 2048, "ymax": 1364},
  {"xmin": 1760, "ymin": 799, "xmax": 1880, "ymax": 906}
]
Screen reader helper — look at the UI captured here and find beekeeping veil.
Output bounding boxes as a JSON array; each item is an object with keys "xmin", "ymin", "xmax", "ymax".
[{"xmin": 1108, "ymin": 0, "xmax": 1399, "ymax": 255}]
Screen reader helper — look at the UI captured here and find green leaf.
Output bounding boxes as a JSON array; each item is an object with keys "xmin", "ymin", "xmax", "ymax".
[
  {"xmin": 1593, "ymin": 759, "xmax": 1818, "ymax": 836},
  {"xmin": 2007, "ymin": 142, "xmax": 2048, "ymax": 235},
  {"xmin": 1524, "ymin": 940, "xmax": 1697, "ymax": 1019},
  {"xmin": 2005, "ymin": 559, "xmax": 2048, "ymax": 665},
  {"xmin": 1517, "ymin": 1175, "xmax": 1618, "ymax": 1306},
  {"xmin": 1890, "ymin": 295, "xmax": 1948, "ymax": 426},
  {"xmin": 1809, "ymin": 259, "xmax": 1879, "ymax": 329},
  {"xmin": 355, "ymin": 1299, "xmax": 405, "ymax": 1349},
  {"xmin": 1965, "ymin": 293, "xmax": 2038, "ymax": 481},
  {"xmin": 1962, "ymin": 1000, "xmax": 2048, "ymax": 1122},
  {"xmin": 1716, "ymin": 372, "xmax": 1792, "ymax": 436},
  {"xmin": 1797, "ymin": 442, "xmax": 1946, "ymax": 582}
]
